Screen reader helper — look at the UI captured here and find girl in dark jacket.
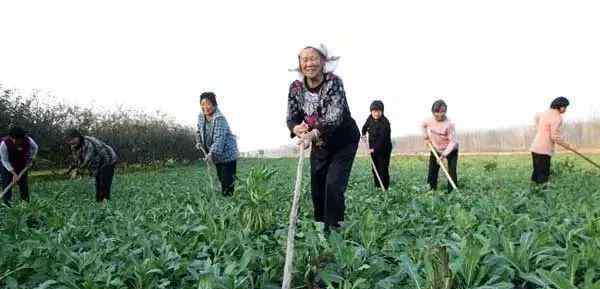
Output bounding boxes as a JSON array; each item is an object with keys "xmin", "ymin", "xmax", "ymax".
[{"xmin": 362, "ymin": 100, "xmax": 392, "ymax": 190}]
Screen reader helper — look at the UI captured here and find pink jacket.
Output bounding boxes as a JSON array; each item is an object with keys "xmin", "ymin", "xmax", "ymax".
[
  {"xmin": 531, "ymin": 109, "xmax": 563, "ymax": 156},
  {"xmin": 422, "ymin": 117, "xmax": 458, "ymax": 156}
]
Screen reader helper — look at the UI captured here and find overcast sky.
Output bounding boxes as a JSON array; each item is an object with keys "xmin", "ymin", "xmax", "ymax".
[{"xmin": 2, "ymin": 0, "xmax": 600, "ymax": 151}]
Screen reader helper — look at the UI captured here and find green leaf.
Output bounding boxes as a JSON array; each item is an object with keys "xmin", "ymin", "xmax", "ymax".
[
  {"xmin": 474, "ymin": 282, "xmax": 515, "ymax": 289},
  {"xmin": 318, "ymin": 269, "xmax": 344, "ymax": 287},
  {"xmin": 519, "ymin": 272, "xmax": 549, "ymax": 288},
  {"xmin": 34, "ymin": 280, "xmax": 58, "ymax": 289},
  {"xmin": 5, "ymin": 277, "xmax": 18, "ymax": 289},
  {"xmin": 538, "ymin": 269, "xmax": 576, "ymax": 289},
  {"xmin": 238, "ymin": 248, "xmax": 255, "ymax": 273},
  {"xmin": 400, "ymin": 255, "xmax": 422, "ymax": 289},
  {"xmin": 145, "ymin": 269, "xmax": 163, "ymax": 275},
  {"xmin": 224, "ymin": 263, "xmax": 237, "ymax": 276}
]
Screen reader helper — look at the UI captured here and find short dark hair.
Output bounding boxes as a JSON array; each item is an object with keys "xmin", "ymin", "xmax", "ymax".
[
  {"xmin": 200, "ymin": 92, "xmax": 218, "ymax": 107},
  {"xmin": 431, "ymin": 99, "xmax": 447, "ymax": 113},
  {"xmin": 8, "ymin": 127, "xmax": 26, "ymax": 139},
  {"xmin": 550, "ymin": 96, "xmax": 570, "ymax": 109},
  {"xmin": 370, "ymin": 100, "xmax": 384, "ymax": 112},
  {"xmin": 65, "ymin": 128, "xmax": 83, "ymax": 140}
]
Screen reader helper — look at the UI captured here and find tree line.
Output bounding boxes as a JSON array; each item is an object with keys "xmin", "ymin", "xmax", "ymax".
[
  {"xmin": 395, "ymin": 120, "xmax": 600, "ymax": 154},
  {"xmin": 0, "ymin": 85, "xmax": 200, "ymax": 169},
  {"xmin": 255, "ymin": 119, "xmax": 600, "ymax": 157}
]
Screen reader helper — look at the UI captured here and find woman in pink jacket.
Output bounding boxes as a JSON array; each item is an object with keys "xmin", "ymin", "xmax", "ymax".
[
  {"xmin": 422, "ymin": 100, "xmax": 458, "ymax": 192},
  {"xmin": 530, "ymin": 97, "xmax": 572, "ymax": 185}
]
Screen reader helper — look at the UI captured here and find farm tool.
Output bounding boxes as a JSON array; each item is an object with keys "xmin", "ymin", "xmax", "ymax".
[
  {"xmin": 559, "ymin": 143, "xmax": 600, "ymax": 170},
  {"xmin": 196, "ymin": 145, "xmax": 216, "ymax": 193},
  {"xmin": 427, "ymin": 142, "xmax": 458, "ymax": 191},
  {"xmin": 281, "ymin": 141, "xmax": 307, "ymax": 289},
  {"xmin": 362, "ymin": 135, "xmax": 386, "ymax": 192},
  {"xmin": 0, "ymin": 166, "xmax": 30, "ymax": 200}
]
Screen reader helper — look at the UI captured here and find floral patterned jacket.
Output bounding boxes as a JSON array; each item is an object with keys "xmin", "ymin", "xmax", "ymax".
[{"xmin": 287, "ymin": 73, "xmax": 359, "ymax": 150}]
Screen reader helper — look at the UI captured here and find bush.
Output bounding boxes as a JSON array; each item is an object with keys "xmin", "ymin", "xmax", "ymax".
[{"xmin": 0, "ymin": 85, "xmax": 201, "ymax": 169}]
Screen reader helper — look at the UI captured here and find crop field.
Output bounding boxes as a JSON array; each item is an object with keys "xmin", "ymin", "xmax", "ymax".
[{"xmin": 1, "ymin": 154, "xmax": 600, "ymax": 289}]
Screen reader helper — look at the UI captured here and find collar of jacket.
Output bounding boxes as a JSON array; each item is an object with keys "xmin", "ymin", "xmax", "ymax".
[{"xmin": 198, "ymin": 108, "xmax": 224, "ymax": 142}]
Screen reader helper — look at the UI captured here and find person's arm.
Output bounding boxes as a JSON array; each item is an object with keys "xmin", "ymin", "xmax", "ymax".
[
  {"xmin": 66, "ymin": 163, "xmax": 77, "ymax": 175},
  {"xmin": 421, "ymin": 119, "xmax": 430, "ymax": 141},
  {"xmin": 442, "ymin": 122, "xmax": 458, "ymax": 157},
  {"xmin": 196, "ymin": 114, "xmax": 202, "ymax": 145},
  {"xmin": 0, "ymin": 142, "xmax": 14, "ymax": 172},
  {"xmin": 195, "ymin": 113, "xmax": 207, "ymax": 152},
  {"xmin": 107, "ymin": 145, "xmax": 118, "ymax": 165},
  {"xmin": 381, "ymin": 119, "xmax": 392, "ymax": 149},
  {"xmin": 65, "ymin": 150, "xmax": 79, "ymax": 175},
  {"xmin": 78, "ymin": 140, "xmax": 94, "ymax": 169},
  {"xmin": 385, "ymin": 119, "xmax": 391, "ymax": 141},
  {"xmin": 314, "ymin": 77, "xmax": 349, "ymax": 140},
  {"xmin": 26, "ymin": 137, "xmax": 38, "ymax": 166},
  {"xmin": 287, "ymin": 81, "xmax": 305, "ymax": 138},
  {"xmin": 361, "ymin": 117, "xmax": 370, "ymax": 136},
  {"xmin": 208, "ymin": 116, "xmax": 229, "ymax": 157},
  {"xmin": 550, "ymin": 117, "xmax": 571, "ymax": 148}
]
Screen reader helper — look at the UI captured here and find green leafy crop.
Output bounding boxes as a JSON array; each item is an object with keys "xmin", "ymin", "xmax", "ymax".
[{"xmin": 1, "ymin": 154, "xmax": 599, "ymax": 289}]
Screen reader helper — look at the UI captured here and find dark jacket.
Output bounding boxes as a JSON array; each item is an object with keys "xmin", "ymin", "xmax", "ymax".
[
  {"xmin": 0, "ymin": 136, "xmax": 37, "ymax": 172},
  {"xmin": 361, "ymin": 115, "xmax": 392, "ymax": 153}
]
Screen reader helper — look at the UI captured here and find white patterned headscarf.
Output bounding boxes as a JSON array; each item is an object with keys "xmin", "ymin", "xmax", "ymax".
[{"xmin": 290, "ymin": 43, "xmax": 340, "ymax": 75}]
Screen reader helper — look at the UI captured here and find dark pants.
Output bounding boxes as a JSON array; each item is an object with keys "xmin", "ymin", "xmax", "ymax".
[
  {"xmin": 531, "ymin": 152, "xmax": 551, "ymax": 184},
  {"xmin": 311, "ymin": 141, "xmax": 358, "ymax": 228},
  {"xmin": 1, "ymin": 166, "xmax": 29, "ymax": 206},
  {"xmin": 95, "ymin": 164, "xmax": 115, "ymax": 202},
  {"xmin": 215, "ymin": 160, "xmax": 237, "ymax": 196},
  {"xmin": 371, "ymin": 150, "xmax": 391, "ymax": 190},
  {"xmin": 428, "ymin": 149, "xmax": 458, "ymax": 192}
]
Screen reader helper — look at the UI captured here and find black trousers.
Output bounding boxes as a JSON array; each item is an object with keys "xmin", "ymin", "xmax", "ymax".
[
  {"xmin": 427, "ymin": 149, "xmax": 458, "ymax": 192},
  {"xmin": 531, "ymin": 152, "xmax": 551, "ymax": 184},
  {"xmin": 371, "ymin": 150, "xmax": 391, "ymax": 190},
  {"xmin": 310, "ymin": 141, "xmax": 358, "ymax": 228},
  {"xmin": 95, "ymin": 164, "xmax": 115, "ymax": 202},
  {"xmin": 215, "ymin": 160, "xmax": 237, "ymax": 196},
  {"xmin": 1, "ymin": 166, "xmax": 29, "ymax": 206}
]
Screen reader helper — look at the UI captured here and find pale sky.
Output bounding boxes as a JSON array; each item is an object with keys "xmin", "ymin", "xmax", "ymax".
[{"xmin": 2, "ymin": 0, "xmax": 600, "ymax": 151}]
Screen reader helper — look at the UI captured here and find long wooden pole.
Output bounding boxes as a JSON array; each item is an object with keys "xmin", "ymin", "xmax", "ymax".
[
  {"xmin": 363, "ymin": 137, "xmax": 386, "ymax": 192},
  {"xmin": 0, "ymin": 167, "xmax": 30, "ymax": 200},
  {"xmin": 427, "ymin": 143, "xmax": 458, "ymax": 191},
  {"xmin": 281, "ymin": 143, "xmax": 306, "ymax": 289},
  {"xmin": 197, "ymin": 146, "xmax": 215, "ymax": 192},
  {"xmin": 558, "ymin": 143, "xmax": 600, "ymax": 170}
]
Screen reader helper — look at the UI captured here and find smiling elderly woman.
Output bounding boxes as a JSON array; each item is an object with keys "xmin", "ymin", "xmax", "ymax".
[{"xmin": 286, "ymin": 43, "xmax": 360, "ymax": 230}]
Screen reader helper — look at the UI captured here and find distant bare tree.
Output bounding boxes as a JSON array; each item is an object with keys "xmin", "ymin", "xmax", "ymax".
[{"xmin": 0, "ymin": 85, "xmax": 200, "ymax": 169}]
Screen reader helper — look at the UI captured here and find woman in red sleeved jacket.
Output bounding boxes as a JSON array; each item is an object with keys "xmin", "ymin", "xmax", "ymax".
[{"xmin": 286, "ymin": 43, "xmax": 360, "ymax": 229}]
